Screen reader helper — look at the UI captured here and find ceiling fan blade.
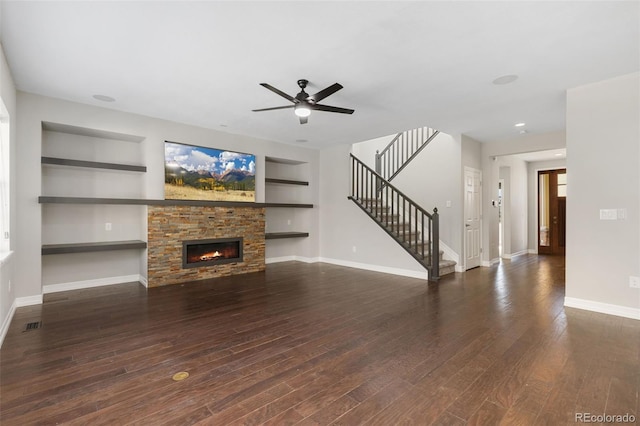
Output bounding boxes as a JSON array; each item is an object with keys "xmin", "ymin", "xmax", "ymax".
[
  {"xmin": 311, "ymin": 104, "xmax": 355, "ymax": 114},
  {"xmin": 308, "ymin": 83, "xmax": 343, "ymax": 102},
  {"xmin": 252, "ymin": 105, "xmax": 295, "ymax": 112},
  {"xmin": 260, "ymin": 83, "xmax": 296, "ymax": 103},
  {"xmin": 299, "ymin": 116, "xmax": 308, "ymax": 125}
]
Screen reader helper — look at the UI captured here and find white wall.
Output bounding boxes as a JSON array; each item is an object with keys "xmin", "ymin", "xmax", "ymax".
[
  {"xmin": 461, "ymin": 135, "xmax": 482, "ymax": 171},
  {"xmin": 481, "ymin": 131, "xmax": 566, "ymax": 264},
  {"xmin": 15, "ymin": 93, "xmax": 320, "ymax": 300},
  {"xmin": 565, "ymin": 72, "xmax": 640, "ymax": 318},
  {"xmin": 526, "ymin": 159, "xmax": 566, "ymax": 252},
  {"xmin": 497, "ymin": 156, "xmax": 528, "ymax": 257},
  {"xmin": 0, "ymin": 42, "xmax": 17, "ymax": 344}
]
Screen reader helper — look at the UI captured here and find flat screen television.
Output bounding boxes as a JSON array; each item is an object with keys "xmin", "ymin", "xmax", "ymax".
[{"xmin": 164, "ymin": 141, "xmax": 256, "ymax": 202}]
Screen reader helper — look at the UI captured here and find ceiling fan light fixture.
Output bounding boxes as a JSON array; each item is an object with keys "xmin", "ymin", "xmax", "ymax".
[{"xmin": 294, "ymin": 104, "xmax": 311, "ymax": 117}]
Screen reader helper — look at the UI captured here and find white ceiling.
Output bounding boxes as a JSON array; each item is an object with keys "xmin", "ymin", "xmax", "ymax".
[{"xmin": 1, "ymin": 1, "xmax": 638, "ymax": 148}]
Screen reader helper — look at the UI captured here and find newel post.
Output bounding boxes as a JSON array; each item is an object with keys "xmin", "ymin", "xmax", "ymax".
[{"xmin": 431, "ymin": 207, "xmax": 440, "ymax": 282}]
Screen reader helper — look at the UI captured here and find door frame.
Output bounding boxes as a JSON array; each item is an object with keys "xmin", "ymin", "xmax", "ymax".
[
  {"xmin": 536, "ymin": 167, "xmax": 566, "ymax": 255},
  {"xmin": 498, "ymin": 178, "xmax": 505, "ymax": 258},
  {"xmin": 463, "ymin": 166, "xmax": 483, "ymax": 270}
]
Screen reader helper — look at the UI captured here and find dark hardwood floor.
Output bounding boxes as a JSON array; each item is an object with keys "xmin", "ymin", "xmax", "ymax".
[{"xmin": 1, "ymin": 255, "xmax": 638, "ymax": 425}]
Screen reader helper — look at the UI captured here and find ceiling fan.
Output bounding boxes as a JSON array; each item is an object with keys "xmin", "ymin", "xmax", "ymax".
[{"xmin": 252, "ymin": 79, "xmax": 354, "ymax": 124}]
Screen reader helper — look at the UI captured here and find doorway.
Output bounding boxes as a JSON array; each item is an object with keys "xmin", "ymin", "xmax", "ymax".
[
  {"xmin": 464, "ymin": 167, "xmax": 482, "ymax": 269},
  {"xmin": 538, "ymin": 169, "xmax": 566, "ymax": 255}
]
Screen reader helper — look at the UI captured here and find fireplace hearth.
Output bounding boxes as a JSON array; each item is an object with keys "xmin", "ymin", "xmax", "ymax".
[{"xmin": 182, "ymin": 237, "xmax": 243, "ymax": 269}]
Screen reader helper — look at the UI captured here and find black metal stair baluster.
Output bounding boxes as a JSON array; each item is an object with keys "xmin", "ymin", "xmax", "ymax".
[
  {"xmin": 402, "ymin": 196, "xmax": 406, "ymax": 243},
  {"xmin": 385, "ymin": 182, "xmax": 389, "ymax": 229},
  {"xmin": 415, "ymin": 206, "xmax": 419, "ymax": 250},
  {"xmin": 357, "ymin": 161, "xmax": 361, "ymax": 201},
  {"xmin": 351, "ymin": 155, "xmax": 355, "ymax": 199},
  {"xmin": 421, "ymin": 214, "xmax": 425, "ymax": 259},
  {"xmin": 432, "ymin": 208, "xmax": 439, "ymax": 280}
]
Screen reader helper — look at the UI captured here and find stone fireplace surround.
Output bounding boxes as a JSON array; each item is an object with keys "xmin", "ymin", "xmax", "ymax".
[{"xmin": 147, "ymin": 205, "xmax": 265, "ymax": 287}]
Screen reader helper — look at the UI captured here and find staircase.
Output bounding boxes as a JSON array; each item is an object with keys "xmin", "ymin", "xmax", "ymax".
[{"xmin": 349, "ymin": 153, "xmax": 456, "ymax": 282}]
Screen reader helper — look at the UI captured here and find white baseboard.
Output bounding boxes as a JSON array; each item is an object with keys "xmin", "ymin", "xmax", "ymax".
[
  {"xmin": 43, "ymin": 274, "xmax": 144, "ymax": 294},
  {"xmin": 564, "ymin": 297, "xmax": 640, "ymax": 320},
  {"xmin": 528, "ymin": 249, "xmax": 538, "ymax": 254},
  {"xmin": 267, "ymin": 255, "xmax": 428, "ymax": 280},
  {"xmin": 481, "ymin": 258, "xmax": 500, "ymax": 267},
  {"xmin": 139, "ymin": 275, "xmax": 148, "ymax": 288},
  {"xmin": 16, "ymin": 294, "xmax": 44, "ymax": 306},
  {"xmin": 0, "ymin": 300, "xmax": 16, "ymax": 348},
  {"xmin": 1, "ymin": 294, "xmax": 44, "ymax": 348},
  {"xmin": 455, "ymin": 265, "xmax": 465, "ymax": 273},
  {"xmin": 502, "ymin": 249, "xmax": 529, "ymax": 260},
  {"xmin": 266, "ymin": 256, "xmax": 319, "ymax": 264},
  {"xmin": 266, "ymin": 256, "xmax": 296, "ymax": 264},
  {"xmin": 318, "ymin": 257, "xmax": 429, "ymax": 280}
]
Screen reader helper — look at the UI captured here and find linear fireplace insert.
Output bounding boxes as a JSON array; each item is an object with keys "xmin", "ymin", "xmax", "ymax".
[{"xmin": 182, "ymin": 237, "xmax": 243, "ymax": 269}]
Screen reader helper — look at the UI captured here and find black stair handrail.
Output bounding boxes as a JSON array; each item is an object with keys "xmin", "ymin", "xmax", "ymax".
[
  {"xmin": 349, "ymin": 153, "xmax": 440, "ymax": 281},
  {"xmin": 375, "ymin": 127, "xmax": 440, "ymax": 182}
]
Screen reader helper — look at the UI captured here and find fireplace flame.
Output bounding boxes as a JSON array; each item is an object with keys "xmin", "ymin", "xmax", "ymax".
[{"xmin": 200, "ymin": 251, "xmax": 222, "ymax": 261}]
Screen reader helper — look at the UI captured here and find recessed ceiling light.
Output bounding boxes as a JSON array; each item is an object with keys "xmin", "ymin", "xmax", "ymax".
[
  {"xmin": 220, "ymin": 124, "xmax": 228, "ymax": 128},
  {"xmin": 92, "ymin": 94, "xmax": 115, "ymax": 102},
  {"xmin": 555, "ymin": 153, "xmax": 563, "ymax": 157},
  {"xmin": 519, "ymin": 130, "xmax": 528, "ymax": 134},
  {"xmin": 514, "ymin": 122, "xmax": 526, "ymax": 127},
  {"xmin": 492, "ymin": 74, "xmax": 518, "ymax": 85},
  {"xmin": 295, "ymin": 139, "xmax": 308, "ymax": 143}
]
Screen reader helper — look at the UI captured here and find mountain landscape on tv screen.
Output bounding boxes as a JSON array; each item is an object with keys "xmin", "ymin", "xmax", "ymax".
[{"xmin": 164, "ymin": 142, "xmax": 256, "ymax": 202}]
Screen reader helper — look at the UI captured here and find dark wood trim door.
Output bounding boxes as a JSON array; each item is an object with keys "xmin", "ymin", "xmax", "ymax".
[{"xmin": 538, "ymin": 169, "xmax": 566, "ymax": 255}]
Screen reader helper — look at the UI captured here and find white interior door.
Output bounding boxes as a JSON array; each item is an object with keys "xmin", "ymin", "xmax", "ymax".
[{"xmin": 464, "ymin": 167, "xmax": 482, "ymax": 269}]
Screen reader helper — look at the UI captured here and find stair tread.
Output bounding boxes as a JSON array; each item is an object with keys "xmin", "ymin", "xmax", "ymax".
[{"xmin": 351, "ymin": 187, "xmax": 454, "ymax": 278}]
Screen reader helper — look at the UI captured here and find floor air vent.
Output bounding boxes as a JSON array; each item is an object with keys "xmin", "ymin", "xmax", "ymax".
[{"xmin": 24, "ymin": 321, "xmax": 42, "ymax": 332}]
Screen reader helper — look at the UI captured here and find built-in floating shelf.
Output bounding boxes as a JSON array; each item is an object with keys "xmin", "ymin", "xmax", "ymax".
[
  {"xmin": 42, "ymin": 121, "xmax": 145, "ymax": 143},
  {"xmin": 39, "ymin": 196, "xmax": 150, "ymax": 205},
  {"xmin": 265, "ymin": 232, "xmax": 309, "ymax": 240},
  {"xmin": 265, "ymin": 177, "xmax": 309, "ymax": 186},
  {"xmin": 38, "ymin": 196, "xmax": 288, "ymax": 208},
  {"xmin": 42, "ymin": 157, "xmax": 147, "ymax": 173},
  {"xmin": 42, "ymin": 240, "xmax": 147, "ymax": 255},
  {"xmin": 263, "ymin": 202, "xmax": 313, "ymax": 208}
]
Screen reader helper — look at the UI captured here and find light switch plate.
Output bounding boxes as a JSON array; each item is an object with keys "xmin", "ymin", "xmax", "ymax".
[{"xmin": 599, "ymin": 209, "xmax": 617, "ymax": 220}]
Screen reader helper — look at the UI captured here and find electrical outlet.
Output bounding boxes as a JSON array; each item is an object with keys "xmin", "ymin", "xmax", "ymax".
[
  {"xmin": 287, "ymin": 219, "xmax": 291, "ymax": 225},
  {"xmin": 630, "ymin": 276, "xmax": 640, "ymax": 289},
  {"xmin": 8, "ymin": 280, "xmax": 11, "ymax": 293},
  {"xmin": 352, "ymin": 246, "xmax": 357, "ymax": 253},
  {"xmin": 105, "ymin": 222, "xmax": 112, "ymax": 231}
]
